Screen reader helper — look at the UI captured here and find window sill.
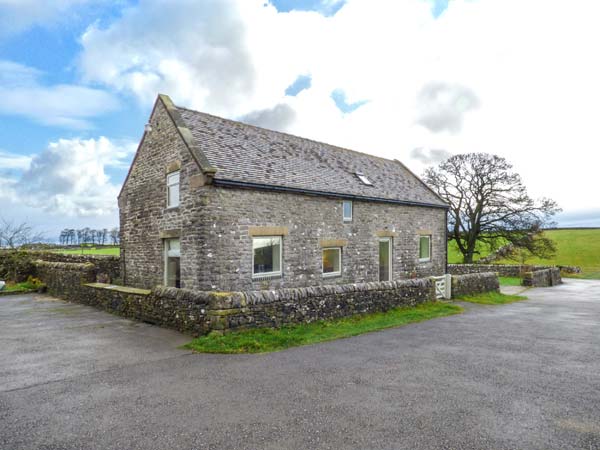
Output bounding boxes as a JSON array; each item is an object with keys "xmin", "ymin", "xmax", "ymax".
[
  {"xmin": 252, "ymin": 273, "xmax": 282, "ymax": 281},
  {"xmin": 419, "ymin": 259, "xmax": 432, "ymax": 264},
  {"xmin": 164, "ymin": 206, "xmax": 180, "ymax": 212},
  {"xmin": 323, "ymin": 272, "xmax": 342, "ymax": 278}
]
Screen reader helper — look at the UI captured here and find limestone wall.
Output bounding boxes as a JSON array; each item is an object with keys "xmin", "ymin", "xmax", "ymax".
[
  {"xmin": 522, "ymin": 268, "xmax": 562, "ymax": 287},
  {"xmin": 451, "ymin": 272, "xmax": 499, "ymax": 298}
]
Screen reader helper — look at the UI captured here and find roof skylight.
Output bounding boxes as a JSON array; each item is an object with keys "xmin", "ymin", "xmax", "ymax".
[{"xmin": 355, "ymin": 172, "xmax": 373, "ymax": 186}]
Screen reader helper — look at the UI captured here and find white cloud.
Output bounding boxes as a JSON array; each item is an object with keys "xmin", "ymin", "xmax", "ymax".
[
  {"xmin": 0, "ymin": 60, "xmax": 119, "ymax": 128},
  {"xmin": 77, "ymin": 0, "xmax": 600, "ymax": 217},
  {"xmin": 0, "ymin": 137, "xmax": 136, "ymax": 217},
  {"xmin": 0, "ymin": 150, "xmax": 32, "ymax": 170}
]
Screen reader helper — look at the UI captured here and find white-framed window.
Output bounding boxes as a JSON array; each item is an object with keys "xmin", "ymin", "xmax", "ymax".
[
  {"xmin": 164, "ymin": 238, "xmax": 181, "ymax": 287},
  {"xmin": 419, "ymin": 235, "xmax": 431, "ymax": 262},
  {"xmin": 343, "ymin": 200, "xmax": 353, "ymax": 222},
  {"xmin": 252, "ymin": 236, "xmax": 282, "ymax": 278},
  {"xmin": 322, "ymin": 247, "xmax": 342, "ymax": 277},
  {"xmin": 166, "ymin": 170, "xmax": 180, "ymax": 208},
  {"xmin": 379, "ymin": 237, "xmax": 392, "ymax": 281}
]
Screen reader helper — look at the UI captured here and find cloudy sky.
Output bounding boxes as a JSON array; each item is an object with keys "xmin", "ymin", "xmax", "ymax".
[{"xmin": 1, "ymin": 0, "xmax": 599, "ymax": 240}]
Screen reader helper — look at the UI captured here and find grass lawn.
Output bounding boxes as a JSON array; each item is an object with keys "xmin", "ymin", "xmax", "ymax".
[
  {"xmin": 53, "ymin": 246, "xmax": 120, "ymax": 256},
  {"xmin": 449, "ymin": 229, "xmax": 600, "ymax": 279},
  {"xmin": 456, "ymin": 291, "xmax": 527, "ymax": 305},
  {"xmin": 185, "ymin": 302, "xmax": 463, "ymax": 354},
  {"xmin": 499, "ymin": 276, "xmax": 522, "ymax": 286}
]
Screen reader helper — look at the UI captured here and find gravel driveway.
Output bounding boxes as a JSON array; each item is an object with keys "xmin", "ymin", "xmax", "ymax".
[{"xmin": 1, "ymin": 280, "xmax": 599, "ymax": 450}]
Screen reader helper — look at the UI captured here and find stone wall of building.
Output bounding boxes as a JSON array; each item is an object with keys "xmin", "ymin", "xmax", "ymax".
[
  {"xmin": 451, "ymin": 272, "xmax": 500, "ymax": 298},
  {"xmin": 119, "ymin": 98, "xmax": 204, "ymax": 289},
  {"xmin": 188, "ymin": 187, "xmax": 447, "ymax": 292},
  {"xmin": 522, "ymin": 268, "xmax": 562, "ymax": 287}
]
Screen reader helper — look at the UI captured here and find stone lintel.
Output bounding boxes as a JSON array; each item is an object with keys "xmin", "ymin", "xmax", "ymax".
[
  {"xmin": 159, "ymin": 229, "xmax": 181, "ymax": 239},
  {"xmin": 417, "ymin": 229, "xmax": 433, "ymax": 235},
  {"xmin": 166, "ymin": 160, "xmax": 181, "ymax": 173},
  {"xmin": 248, "ymin": 226, "xmax": 289, "ymax": 237},
  {"xmin": 376, "ymin": 230, "xmax": 397, "ymax": 238},
  {"xmin": 320, "ymin": 239, "xmax": 348, "ymax": 248}
]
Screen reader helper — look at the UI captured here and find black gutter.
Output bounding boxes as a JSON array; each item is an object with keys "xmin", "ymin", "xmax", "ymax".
[{"xmin": 212, "ymin": 179, "xmax": 450, "ymax": 210}]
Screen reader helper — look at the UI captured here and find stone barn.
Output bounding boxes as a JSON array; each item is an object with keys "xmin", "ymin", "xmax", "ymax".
[{"xmin": 119, "ymin": 94, "xmax": 448, "ymax": 291}]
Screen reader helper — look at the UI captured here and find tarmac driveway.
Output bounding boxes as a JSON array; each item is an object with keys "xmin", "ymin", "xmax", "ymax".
[{"xmin": 1, "ymin": 280, "xmax": 599, "ymax": 450}]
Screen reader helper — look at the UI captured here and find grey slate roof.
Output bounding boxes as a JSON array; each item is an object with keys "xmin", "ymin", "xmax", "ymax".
[{"xmin": 176, "ymin": 104, "xmax": 447, "ymax": 208}]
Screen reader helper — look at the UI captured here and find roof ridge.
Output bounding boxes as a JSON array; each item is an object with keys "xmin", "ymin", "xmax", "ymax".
[{"xmin": 175, "ymin": 104, "xmax": 397, "ymax": 166}]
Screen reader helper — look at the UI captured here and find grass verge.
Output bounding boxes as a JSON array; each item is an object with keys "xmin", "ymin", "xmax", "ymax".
[
  {"xmin": 499, "ymin": 276, "xmax": 522, "ymax": 286},
  {"xmin": 456, "ymin": 291, "xmax": 527, "ymax": 305},
  {"xmin": 185, "ymin": 301, "xmax": 463, "ymax": 354},
  {"xmin": 1, "ymin": 277, "xmax": 45, "ymax": 295}
]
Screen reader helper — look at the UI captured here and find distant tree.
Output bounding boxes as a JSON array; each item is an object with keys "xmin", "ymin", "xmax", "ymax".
[
  {"xmin": 109, "ymin": 228, "xmax": 120, "ymax": 245},
  {"xmin": 423, "ymin": 153, "xmax": 560, "ymax": 263},
  {"xmin": 0, "ymin": 217, "xmax": 45, "ymax": 248},
  {"xmin": 100, "ymin": 228, "xmax": 108, "ymax": 245}
]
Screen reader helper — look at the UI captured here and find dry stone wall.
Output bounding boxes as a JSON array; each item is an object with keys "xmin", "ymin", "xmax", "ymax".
[
  {"xmin": 31, "ymin": 259, "xmax": 445, "ymax": 336},
  {"xmin": 451, "ymin": 272, "xmax": 499, "ymax": 298},
  {"xmin": 522, "ymin": 268, "xmax": 562, "ymax": 287},
  {"xmin": 0, "ymin": 251, "xmax": 120, "ymax": 283}
]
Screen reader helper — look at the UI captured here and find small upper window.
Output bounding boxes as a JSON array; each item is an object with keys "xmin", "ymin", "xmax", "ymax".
[
  {"xmin": 355, "ymin": 171, "xmax": 373, "ymax": 186},
  {"xmin": 167, "ymin": 171, "xmax": 180, "ymax": 208},
  {"xmin": 252, "ymin": 236, "xmax": 282, "ymax": 278},
  {"xmin": 419, "ymin": 235, "xmax": 431, "ymax": 262},
  {"xmin": 343, "ymin": 200, "xmax": 352, "ymax": 222},
  {"xmin": 322, "ymin": 247, "xmax": 342, "ymax": 277}
]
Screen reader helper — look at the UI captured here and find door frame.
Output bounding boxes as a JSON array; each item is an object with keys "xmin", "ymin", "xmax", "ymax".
[{"xmin": 378, "ymin": 237, "xmax": 393, "ymax": 282}]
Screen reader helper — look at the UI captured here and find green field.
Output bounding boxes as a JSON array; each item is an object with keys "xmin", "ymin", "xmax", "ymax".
[
  {"xmin": 54, "ymin": 246, "xmax": 120, "ymax": 256},
  {"xmin": 449, "ymin": 229, "xmax": 600, "ymax": 279}
]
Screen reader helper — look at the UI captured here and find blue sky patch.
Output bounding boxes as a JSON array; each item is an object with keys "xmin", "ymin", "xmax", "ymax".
[
  {"xmin": 331, "ymin": 89, "xmax": 368, "ymax": 113},
  {"xmin": 285, "ymin": 75, "xmax": 312, "ymax": 96},
  {"xmin": 431, "ymin": 0, "xmax": 449, "ymax": 18},
  {"xmin": 271, "ymin": 0, "xmax": 345, "ymax": 16}
]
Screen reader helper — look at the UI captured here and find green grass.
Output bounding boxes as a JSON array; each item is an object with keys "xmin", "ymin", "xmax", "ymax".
[
  {"xmin": 499, "ymin": 276, "xmax": 522, "ymax": 286},
  {"xmin": 456, "ymin": 291, "xmax": 527, "ymax": 305},
  {"xmin": 53, "ymin": 246, "xmax": 120, "ymax": 256},
  {"xmin": 449, "ymin": 229, "xmax": 600, "ymax": 279},
  {"xmin": 2, "ymin": 279, "xmax": 42, "ymax": 293},
  {"xmin": 185, "ymin": 302, "xmax": 463, "ymax": 354}
]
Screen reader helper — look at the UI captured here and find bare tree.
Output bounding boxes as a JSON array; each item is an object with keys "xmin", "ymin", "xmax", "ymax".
[
  {"xmin": 423, "ymin": 153, "xmax": 560, "ymax": 263},
  {"xmin": 0, "ymin": 217, "xmax": 45, "ymax": 248},
  {"xmin": 110, "ymin": 228, "xmax": 120, "ymax": 245}
]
